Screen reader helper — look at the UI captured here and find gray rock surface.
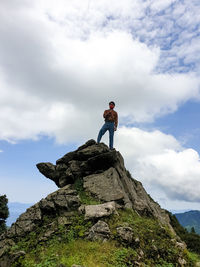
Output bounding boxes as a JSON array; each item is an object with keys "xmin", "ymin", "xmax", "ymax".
[
  {"xmin": 5, "ymin": 185, "xmax": 80, "ymax": 239},
  {"xmin": 178, "ymin": 257, "xmax": 187, "ymax": 266},
  {"xmin": 0, "ymin": 238, "xmax": 15, "ymax": 258},
  {"xmin": 36, "ymin": 140, "xmax": 117, "ymax": 188},
  {"xmin": 83, "ymin": 167, "xmax": 124, "ymax": 202},
  {"xmin": 87, "ymin": 220, "xmax": 111, "ymax": 241},
  {"xmin": 0, "ymin": 249, "xmax": 26, "ymax": 267},
  {"xmin": 116, "ymin": 226, "xmax": 133, "ymax": 243},
  {"xmin": 84, "ymin": 202, "xmax": 117, "ymax": 220},
  {"xmin": 175, "ymin": 241, "xmax": 187, "ymax": 250}
]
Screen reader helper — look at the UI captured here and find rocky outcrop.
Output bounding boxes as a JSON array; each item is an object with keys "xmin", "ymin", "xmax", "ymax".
[
  {"xmin": 36, "ymin": 139, "xmax": 171, "ymax": 226},
  {"xmin": 0, "ymin": 184, "xmax": 80, "ymax": 263},
  {"xmin": 0, "ymin": 139, "xmax": 188, "ymax": 266},
  {"xmin": 5, "ymin": 185, "xmax": 80, "ymax": 239},
  {"xmin": 36, "ymin": 140, "xmax": 118, "ymax": 188}
]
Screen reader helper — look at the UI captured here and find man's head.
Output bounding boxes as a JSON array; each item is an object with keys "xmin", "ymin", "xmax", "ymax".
[{"xmin": 109, "ymin": 101, "xmax": 115, "ymax": 109}]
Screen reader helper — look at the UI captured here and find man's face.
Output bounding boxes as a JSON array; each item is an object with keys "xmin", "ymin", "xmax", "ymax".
[{"xmin": 109, "ymin": 104, "xmax": 115, "ymax": 109}]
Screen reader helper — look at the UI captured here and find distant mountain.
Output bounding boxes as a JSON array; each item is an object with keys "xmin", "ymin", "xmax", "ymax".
[
  {"xmin": 6, "ymin": 202, "xmax": 33, "ymax": 227},
  {"xmin": 175, "ymin": 210, "xmax": 200, "ymax": 234},
  {"xmin": 170, "ymin": 209, "xmax": 191, "ymax": 214}
]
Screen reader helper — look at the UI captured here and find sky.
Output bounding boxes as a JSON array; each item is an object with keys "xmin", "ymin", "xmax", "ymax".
[{"xmin": 0, "ymin": 0, "xmax": 200, "ymax": 212}]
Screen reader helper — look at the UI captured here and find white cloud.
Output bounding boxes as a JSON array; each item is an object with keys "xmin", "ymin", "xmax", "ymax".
[
  {"xmin": 150, "ymin": 0, "xmax": 175, "ymax": 12},
  {"xmin": 0, "ymin": 10, "xmax": 199, "ymax": 142},
  {"xmin": 115, "ymin": 127, "xmax": 200, "ymax": 203}
]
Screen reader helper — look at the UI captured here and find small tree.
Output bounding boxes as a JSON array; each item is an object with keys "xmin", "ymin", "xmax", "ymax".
[
  {"xmin": 191, "ymin": 227, "xmax": 196, "ymax": 234},
  {"xmin": 0, "ymin": 195, "xmax": 9, "ymax": 235}
]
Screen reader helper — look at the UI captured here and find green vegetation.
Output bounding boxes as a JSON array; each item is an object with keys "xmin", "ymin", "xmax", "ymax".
[
  {"xmin": 6, "ymin": 188, "xmax": 200, "ymax": 266},
  {"xmin": 11, "ymin": 212, "xmax": 92, "ymax": 253},
  {"xmin": 187, "ymin": 251, "xmax": 200, "ymax": 265},
  {"xmin": 14, "ymin": 238, "xmax": 199, "ymax": 267},
  {"xmin": 10, "ymin": 208, "xmax": 195, "ymax": 266},
  {"xmin": 105, "ymin": 209, "xmax": 188, "ymax": 266},
  {"xmin": 169, "ymin": 212, "xmax": 200, "ymax": 254},
  {"xmin": 10, "ymin": 209, "xmax": 139, "ymax": 266},
  {"xmin": 15, "ymin": 240, "xmax": 138, "ymax": 267},
  {"xmin": 0, "ymin": 194, "xmax": 9, "ymax": 235}
]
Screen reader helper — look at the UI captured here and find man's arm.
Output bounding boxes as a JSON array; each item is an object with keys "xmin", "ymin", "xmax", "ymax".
[{"xmin": 114, "ymin": 111, "xmax": 118, "ymax": 130}]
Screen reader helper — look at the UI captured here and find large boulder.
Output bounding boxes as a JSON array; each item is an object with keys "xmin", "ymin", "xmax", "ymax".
[
  {"xmin": 116, "ymin": 226, "xmax": 134, "ymax": 243},
  {"xmin": 84, "ymin": 201, "xmax": 117, "ymax": 220},
  {"xmin": 87, "ymin": 220, "xmax": 111, "ymax": 241}
]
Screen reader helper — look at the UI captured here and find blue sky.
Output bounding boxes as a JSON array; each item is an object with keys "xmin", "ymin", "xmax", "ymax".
[
  {"xmin": 154, "ymin": 101, "xmax": 200, "ymax": 148},
  {"xmin": 0, "ymin": 0, "xmax": 200, "ymax": 211}
]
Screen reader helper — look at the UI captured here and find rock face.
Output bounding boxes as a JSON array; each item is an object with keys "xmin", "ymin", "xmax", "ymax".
[
  {"xmin": 116, "ymin": 226, "xmax": 134, "ymax": 243},
  {"xmin": 36, "ymin": 139, "xmax": 170, "ymax": 225},
  {"xmin": 0, "ymin": 139, "xmax": 187, "ymax": 266},
  {"xmin": 5, "ymin": 185, "xmax": 80, "ymax": 239},
  {"xmin": 36, "ymin": 140, "xmax": 118, "ymax": 188},
  {"xmin": 83, "ymin": 168, "xmax": 124, "ymax": 202},
  {"xmin": 84, "ymin": 201, "xmax": 117, "ymax": 220},
  {"xmin": 0, "ymin": 184, "xmax": 80, "ymax": 264},
  {"xmin": 87, "ymin": 220, "xmax": 111, "ymax": 241}
]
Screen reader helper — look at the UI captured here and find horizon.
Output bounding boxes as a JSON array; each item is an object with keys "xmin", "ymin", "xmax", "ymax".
[{"xmin": 1, "ymin": 1, "xmax": 200, "ymax": 212}]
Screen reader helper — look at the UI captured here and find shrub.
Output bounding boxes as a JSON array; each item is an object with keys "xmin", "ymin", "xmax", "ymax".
[
  {"xmin": 0, "ymin": 194, "xmax": 9, "ymax": 235},
  {"xmin": 168, "ymin": 212, "xmax": 200, "ymax": 255}
]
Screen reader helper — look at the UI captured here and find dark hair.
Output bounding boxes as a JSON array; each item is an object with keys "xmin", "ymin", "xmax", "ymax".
[{"xmin": 109, "ymin": 101, "xmax": 115, "ymax": 106}]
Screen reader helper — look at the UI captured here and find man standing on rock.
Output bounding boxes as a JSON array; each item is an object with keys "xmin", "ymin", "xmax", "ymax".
[{"xmin": 97, "ymin": 101, "xmax": 118, "ymax": 149}]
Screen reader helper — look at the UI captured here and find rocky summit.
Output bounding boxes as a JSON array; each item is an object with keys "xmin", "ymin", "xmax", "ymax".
[
  {"xmin": 0, "ymin": 140, "xmax": 190, "ymax": 266},
  {"xmin": 36, "ymin": 139, "xmax": 170, "ymax": 225}
]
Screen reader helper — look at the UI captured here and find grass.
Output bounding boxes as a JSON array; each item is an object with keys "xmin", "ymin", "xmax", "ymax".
[
  {"xmin": 105, "ymin": 209, "xmax": 187, "ymax": 266},
  {"xmin": 14, "ymin": 239, "xmax": 138, "ymax": 267},
  {"xmin": 187, "ymin": 251, "xmax": 200, "ymax": 265},
  {"xmin": 14, "ymin": 240, "xmax": 200, "ymax": 267},
  {"xmin": 11, "ymin": 208, "xmax": 193, "ymax": 267}
]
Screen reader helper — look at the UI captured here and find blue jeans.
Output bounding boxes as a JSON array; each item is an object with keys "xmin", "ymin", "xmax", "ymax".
[{"xmin": 97, "ymin": 121, "xmax": 115, "ymax": 149}]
